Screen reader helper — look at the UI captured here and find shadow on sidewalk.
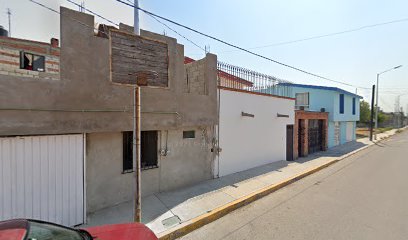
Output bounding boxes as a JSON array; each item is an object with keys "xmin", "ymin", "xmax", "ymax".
[
  {"xmin": 85, "ymin": 139, "xmax": 369, "ymax": 229},
  {"xmin": 296, "ymin": 140, "xmax": 368, "ymax": 164},
  {"xmin": 145, "ymin": 140, "xmax": 369, "ymax": 223}
]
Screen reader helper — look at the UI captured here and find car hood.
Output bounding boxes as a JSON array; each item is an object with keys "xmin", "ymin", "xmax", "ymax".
[{"xmin": 84, "ymin": 223, "xmax": 157, "ymax": 240}]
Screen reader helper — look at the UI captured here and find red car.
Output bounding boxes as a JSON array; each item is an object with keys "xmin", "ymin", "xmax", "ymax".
[{"xmin": 0, "ymin": 219, "xmax": 158, "ymax": 240}]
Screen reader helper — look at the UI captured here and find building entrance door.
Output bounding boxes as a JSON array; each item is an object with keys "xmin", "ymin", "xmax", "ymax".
[{"xmin": 286, "ymin": 125, "xmax": 294, "ymax": 161}]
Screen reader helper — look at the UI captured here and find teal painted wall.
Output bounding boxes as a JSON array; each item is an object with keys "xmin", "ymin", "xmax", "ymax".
[
  {"xmin": 290, "ymin": 87, "xmax": 335, "ymax": 120},
  {"xmin": 333, "ymin": 93, "xmax": 360, "ymax": 122},
  {"xmin": 328, "ymin": 121, "xmax": 336, "ymax": 148},
  {"xmin": 290, "ymin": 86, "xmax": 360, "ymax": 148},
  {"xmin": 340, "ymin": 121, "xmax": 348, "ymax": 144}
]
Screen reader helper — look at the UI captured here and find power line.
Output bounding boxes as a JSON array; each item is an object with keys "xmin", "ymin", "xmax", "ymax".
[
  {"xmin": 145, "ymin": 13, "xmax": 205, "ymax": 52},
  {"xmin": 29, "ymin": 0, "xmax": 59, "ymax": 14},
  {"xmin": 66, "ymin": 0, "xmax": 119, "ymax": 26},
  {"xmin": 114, "ymin": 0, "xmax": 368, "ymax": 89},
  {"xmin": 123, "ymin": 0, "xmax": 209, "ymax": 52},
  {"xmin": 67, "ymin": 0, "xmax": 205, "ymax": 53},
  {"xmin": 218, "ymin": 17, "xmax": 408, "ymax": 53},
  {"xmin": 28, "ymin": 0, "xmax": 110, "ymax": 36}
]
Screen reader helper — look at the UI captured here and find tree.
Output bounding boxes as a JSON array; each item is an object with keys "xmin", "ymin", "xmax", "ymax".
[
  {"xmin": 378, "ymin": 111, "xmax": 389, "ymax": 124},
  {"xmin": 359, "ymin": 100, "xmax": 371, "ymax": 124}
]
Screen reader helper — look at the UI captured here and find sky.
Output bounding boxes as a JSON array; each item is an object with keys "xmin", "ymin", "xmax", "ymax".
[{"xmin": 1, "ymin": 0, "xmax": 407, "ymax": 112}]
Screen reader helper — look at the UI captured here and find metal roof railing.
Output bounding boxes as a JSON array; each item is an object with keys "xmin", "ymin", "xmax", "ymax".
[{"xmin": 217, "ymin": 61, "xmax": 293, "ymax": 98}]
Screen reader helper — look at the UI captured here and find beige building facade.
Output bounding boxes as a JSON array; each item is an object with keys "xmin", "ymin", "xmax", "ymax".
[{"xmin": 0, "ymin": 7, "xmax": 217, "ymax": 225}]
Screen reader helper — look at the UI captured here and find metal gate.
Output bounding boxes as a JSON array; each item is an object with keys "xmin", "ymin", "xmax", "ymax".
[
  {"xmin": 286, "ymin": 125, "xmax": 294, "ymax": 161},
  {"xmin": 0, "ymin": 134, "xmax": 84, "ymax": 226},
  {"xmin": 308, "ymin": 120, "xmax": 324, "ymax": 154}
]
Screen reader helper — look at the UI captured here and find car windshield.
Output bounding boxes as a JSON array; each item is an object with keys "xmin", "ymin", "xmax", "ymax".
[{"xmin": 26, "ymin": 221, "xmax": 90, "ymax": 240}]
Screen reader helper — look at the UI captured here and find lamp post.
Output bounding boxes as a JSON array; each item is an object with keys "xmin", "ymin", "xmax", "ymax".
[{"xmin": 375, "ymin": 65, "xmax": 402, "ymax": 129}]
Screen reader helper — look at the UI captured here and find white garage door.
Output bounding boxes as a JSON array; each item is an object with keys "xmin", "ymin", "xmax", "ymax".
[{"xmin": 0, "ymin": 134, "xmax": 84, "ymax": 226}]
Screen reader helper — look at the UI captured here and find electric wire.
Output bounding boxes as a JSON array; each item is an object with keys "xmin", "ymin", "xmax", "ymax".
[
  {"xmin": 146, "ymin": 13, "xmax": 206, "ymax": 52},
  {"xmin": 122, "ymin": 0, "xmax": 210, "ymax": 52},
  {"xmin": 29, "ymin": 0, "xmax": 110, "ymax": 36},
  {"xmin": 67, "ymin": 0, "xmax": 206, "ymax": 53},
  {"xmin": 66, "ymin": 0, "xmax": 119, "ymax": 26},
  {"xmin": 114, "ymin": 0, "xmax": 369, "ymax": 89},
  {"xmin": 218, "ymin": 17, "xmax": 408, "ymax": 53}
]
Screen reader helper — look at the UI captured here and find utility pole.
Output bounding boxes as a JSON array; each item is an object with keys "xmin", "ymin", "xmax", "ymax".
[
  {"xmin": 134, "ymin": 0, "xmax": 140, "ymax": 35},
  {"xmin": 7, "ymin": 8, "xmax": 11, "ymax": 37},
  {"xmin": 406, "ymin": 104, "xmax": 408, "ymax": 118},
  {"xmin": 133, "ymin": 0, "xmax": 141, "ymax": 223},
  {"xmin": 400, "ymin": 107, "xmax": 404, "ymax": 128},
  {"xmin": 375, "ymin": 74, "xmax": 379, "ymax": 129},
  {"xmin": 375, "ymin": 65, "xmax": 403, "ymax": 129},
  {"xmin": 370, "ymin": 85, "xmax": 375, "ymax": 141},
  {"xmin": 395, "ymin": 95, "xmax": 400, "ymax": 113}
]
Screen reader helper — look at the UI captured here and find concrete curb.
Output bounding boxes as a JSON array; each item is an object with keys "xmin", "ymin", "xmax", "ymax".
[{"xmin": 157, "ymin": 130, "xmax": 402, "ymax": 240}]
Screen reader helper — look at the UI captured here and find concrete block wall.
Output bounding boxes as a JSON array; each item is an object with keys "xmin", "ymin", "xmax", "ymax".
[
  {"xmin": 0, "ymin": 8, "xmax": 217, "ymax": 136},
  {"xmin": 184, "ymin": 58, "xmax": 207, "ymax": 95},
  {"xmin": 0, "ymin": 38, "xmax": 60, "ymax": 80}
]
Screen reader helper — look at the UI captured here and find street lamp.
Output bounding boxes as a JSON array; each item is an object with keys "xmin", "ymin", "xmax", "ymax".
[{"xmin": 375, "ymin": 65, "xmax": 402, "ymax": 129}]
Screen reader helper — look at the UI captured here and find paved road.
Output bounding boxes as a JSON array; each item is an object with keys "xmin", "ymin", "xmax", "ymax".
[{"xmin": 181, "ymin": 131, "xmax": 408, "ymax": 240}]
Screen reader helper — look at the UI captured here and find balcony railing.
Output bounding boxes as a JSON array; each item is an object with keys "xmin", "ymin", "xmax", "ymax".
[{"xmin": 217, "ymin": 61, "xmax": 292, "ymax": 98}]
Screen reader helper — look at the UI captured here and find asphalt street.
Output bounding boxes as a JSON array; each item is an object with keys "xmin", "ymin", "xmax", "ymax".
[{"xmin": 181, "ymin": 131, "xmax": 408, "ymax": 240}]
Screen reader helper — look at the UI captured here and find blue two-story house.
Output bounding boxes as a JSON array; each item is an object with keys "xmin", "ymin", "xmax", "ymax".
[{"xmin": 281, "ymin": 83, "xmax": 362, "ymax": 148}]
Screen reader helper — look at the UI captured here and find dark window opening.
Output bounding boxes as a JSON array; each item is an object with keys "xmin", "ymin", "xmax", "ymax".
[
  {"xmin": 339, "ymin": 94, "xmax": 344, "ymax": 114},
  {"xmin": 123, "ymin": 131, "xmax": 158, "ymax": 173},
  {"xmin": 123, "ymin": 131, "xmax": 133, "ymax": 172},
  {"xmin": 20, "ymin": 51, "xmax": 45, "ymax": 72},
  {"xmin": 352, "ymin": 97, "xmax": 356, "ymax": 115},
  {"xmin": 183, "ymin": 130, "xmax": 195, "ymax": 139},
  {"xmin": 141, "ymin": 131, "xmax": 158, "ymax": 170}
]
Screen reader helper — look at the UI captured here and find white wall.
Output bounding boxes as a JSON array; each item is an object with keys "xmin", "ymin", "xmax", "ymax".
[{"xmin": 218, "ymin": 89, "xmax": 295, "ymax": 177}]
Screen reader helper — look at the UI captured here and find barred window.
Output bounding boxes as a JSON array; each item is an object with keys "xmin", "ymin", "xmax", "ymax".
[{"xmin": 122, "ymin": 131, "xmax": 158, "ymax": 173}]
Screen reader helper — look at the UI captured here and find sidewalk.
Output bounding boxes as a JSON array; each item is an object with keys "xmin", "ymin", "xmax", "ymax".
[{"xmin": 82, "ymin": 128, "xmax": 402, "ymax": 238}]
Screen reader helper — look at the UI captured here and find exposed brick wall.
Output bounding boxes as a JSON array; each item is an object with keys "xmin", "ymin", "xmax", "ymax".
[
  {"xmin": 184, "ymin": 58, "xmax": 207, "ymax": 95},
  {"xmin": 0, "ymin": 37, "xmax": 60, "ymax": 80},
  {"xmin": 294, "ymin": 110, "xmax": 329, "ymax": 159}
]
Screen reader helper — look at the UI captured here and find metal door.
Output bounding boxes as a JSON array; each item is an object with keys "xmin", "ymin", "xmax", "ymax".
[
  {"xmin": 286, "ymin": 125, "xmax": 294, "ymax": 161},
  {"xmin": 308, "ymin": 120, "xmax": 324, "ymax": 154},
  {"xmin": 298, "ymin": 119, "xmax": 305, "ymax": 157},
  {"xmin": 0, "ymin": 134, "xmax": 84, "ymax": 226}
]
